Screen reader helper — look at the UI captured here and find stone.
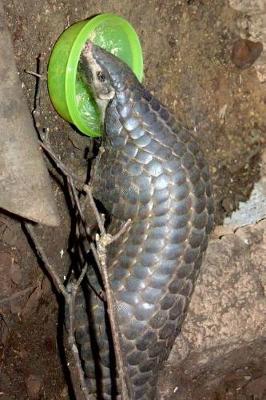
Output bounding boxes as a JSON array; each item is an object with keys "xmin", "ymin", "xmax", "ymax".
[
  {"xmin": 159, "ymin": 219, "xmax": 266, "ymax": 398},
  {"xmin": 231, "ymin": 39, "xmax": 263, "ymax": 69}
]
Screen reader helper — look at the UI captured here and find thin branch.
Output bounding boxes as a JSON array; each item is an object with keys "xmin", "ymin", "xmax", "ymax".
[
  {"xmin": 24, "ymin": 222, "xmax": 92, "ymax": 400},
  {"xmin": 27, "ymin": 142, "xmax": 132, "ymax": 397},
  {"xmin": 67, "ymin": 264, "xmax": 91, "ymax": 400},
  {"xmin": 95, "ymin": 227, "xmax": 131, "ymax": 400},
  {"xmin": 28, "ymin": 56, "xmax": 83, "ymax": 190},
  {"xmin": 30, "ymin": 53, "xmax": 44, "ymax": 131},
  {"xmin": 25, "ymin": 70, "xmax": 45, "ymax": 79},
  {"xmin": 110, "ymin": 220, "xmax": 131, "ymax": 243},
  {"xmin": 27, "ymin": 54, "xmax": 93, "ymax": 400},
  {"xmin": 67, "ymin": 177, "xmax": 132, "ymax": 398},
  {"xmin": 84, "ymin": 186, "xmax": 132, "ymax": 400},
  {"xmin": 68, "ymin": 172, "xmax": 131, "ymax": 398},
  {"xmin": 68, "ymin": 176, "xmax": 91, "ymax": 235},
  {"xmin": 83, "ymin": 185, "xmax": 105, "ymax": 236},
  {"xmin": 24, "ymin": 223, "xmax": 68, "ymax": 297},
  {"xmin": 74, "ymin": 264, "xmax": 88, "ymax": 290},
  {"xmin": 40, "ymin": 141, "xmax": 84, "ymax": 190},
  {"xmin": 28, "ymin": 57, "xmax": 131, "ymax": 397}
]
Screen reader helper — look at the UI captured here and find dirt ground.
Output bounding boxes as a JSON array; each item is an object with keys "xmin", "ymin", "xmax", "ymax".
[{"xmin": 0, "ymin": 0, "xmax": 265, "ymax": 399}]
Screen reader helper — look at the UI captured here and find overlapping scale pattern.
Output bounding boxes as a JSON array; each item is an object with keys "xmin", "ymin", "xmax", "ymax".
[{"xmin": 74, "ymin": 73, "xmax": 214, "ymax": 399}]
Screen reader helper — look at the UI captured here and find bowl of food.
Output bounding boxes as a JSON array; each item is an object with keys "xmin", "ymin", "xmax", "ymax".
[{"xmin": 47, "ymin": 13, "xmax": 143, "ymax": 137}]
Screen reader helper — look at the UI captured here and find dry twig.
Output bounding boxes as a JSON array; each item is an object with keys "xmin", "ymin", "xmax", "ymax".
[
  {"xmin": 68, "ymin": 182, "xmax": 132, "ymax": 399},
  {"xmin": 95, "ymin": 228, "xmax": 132, "ymax": 400},
  {"xmin": 30, "ymin": 54, "xmax": 44, "ymax": 131},
  {"xmin": 84, "ymin": 185, "xmax": 105, "ymax": 235},
  {"xmin": 83, "ymin": 184, "xmax": 132, "ymax": 399},
  {"xmin": 28, "ymin": 52, "xmax": 132, "ymax": 400},
  {"xmin": 24, "ymin": 222, "xmax": 92, "ymax": 400},
  {"xmin": 25, "ymin": 56, "xmax": 92, "ymax": 399},
  {"xmin": 25, "ymin": 70, "xmax": 45, "ymax": 79},
  {"xmin": 40, "ymin": 140, "xmax": 84, "ymax": 190},
  {"xmin": 66, "ymin": 265, "xmax": 90, "ymax": 399}
]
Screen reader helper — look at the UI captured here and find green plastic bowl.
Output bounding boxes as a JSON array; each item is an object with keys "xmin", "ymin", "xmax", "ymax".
[{"xmin": 47, "ymin": 13, "xmax": 143, "ymax": 137}]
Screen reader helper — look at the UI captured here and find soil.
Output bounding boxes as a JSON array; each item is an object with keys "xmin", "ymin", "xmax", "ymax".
[{"xmin": 0, "ymin": 0, "xmax": 265, "ymax": 399}]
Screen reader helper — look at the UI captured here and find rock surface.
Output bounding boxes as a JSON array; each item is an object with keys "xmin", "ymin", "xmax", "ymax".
[
  {"xmin": 229, "ymin": 0, "xmax": 266, "ymax": 81},
  {"xmin": 224, "ymin": 150, "xmax": 266, "ymax": 227},
  {"xmin": 159, "ymin": 219, "xmax": 266, "ymax": 399},
  {"xmin": 231, "ymin": 39, "xmax": 263, "ymax": 69}
]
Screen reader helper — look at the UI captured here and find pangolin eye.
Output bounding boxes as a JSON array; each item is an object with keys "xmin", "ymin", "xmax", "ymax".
[{"xmin": 96, "ymin": 71, "xmax": 106, "ymax": 82}]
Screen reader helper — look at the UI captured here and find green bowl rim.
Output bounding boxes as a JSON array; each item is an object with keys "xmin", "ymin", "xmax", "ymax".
[{"xmin": 64, "ymin": 13, "xmax": 144, "ymax": 137}]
